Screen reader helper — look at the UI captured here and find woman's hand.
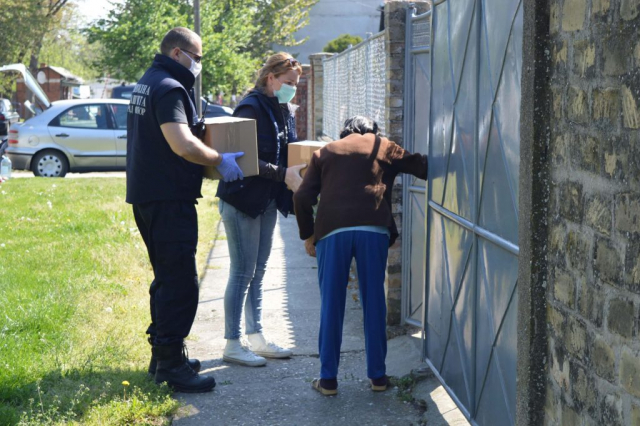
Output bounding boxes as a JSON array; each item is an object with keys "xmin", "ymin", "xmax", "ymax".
[
  {"xmin": 285, "ymin": 164, "xmax": 306, "ymax": 192},
  {"xmin": 304, "ymin": 236, "xmax": 316, "ymax": 257}
]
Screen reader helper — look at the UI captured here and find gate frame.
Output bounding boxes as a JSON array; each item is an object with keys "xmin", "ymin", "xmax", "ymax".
[
  {"xmin": 515, "ymin": 0, "xmax": 550, "ymax": 425},
  {"xmin": 401, "ymin": 4, "xmax": 430, "ymax": 330}
]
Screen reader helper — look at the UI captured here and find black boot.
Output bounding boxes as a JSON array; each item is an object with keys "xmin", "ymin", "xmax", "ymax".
[
  {"xmin": 153, "ymin": 345, "xmax": 216, "ymax": 393},
  {"xmin": 147, "ymin": 337, "xmax": 201, "ymax": 375}
]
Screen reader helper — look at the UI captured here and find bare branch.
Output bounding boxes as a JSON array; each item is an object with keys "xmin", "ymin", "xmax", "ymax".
[{"xmin": 48, "ymin": 0, "xmax": 69, "ymax": 17}]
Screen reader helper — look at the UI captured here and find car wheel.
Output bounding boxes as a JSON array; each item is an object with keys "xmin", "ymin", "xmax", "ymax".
[{"xmin": 32, "ymin": 150, "xmax": 69, "ymax": 178}]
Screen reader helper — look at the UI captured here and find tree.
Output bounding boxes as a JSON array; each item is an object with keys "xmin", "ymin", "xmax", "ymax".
[
  {"xmin": 323, "ymin": 34, "xmax": 363, "ymax": 54},
  {"xmin": 39, "ymin": 6, "xmax": 102, "ymax": 80},
  {"xmin": 0, "ymin": 0, "xmax": 72, "ymax": 92},
  {"xmin": 86, "ymin": 0, "xmax": 317, "ymax": 95},
  {"xmin": 27, "ymin": 0, "xmax": 71, "ymax": 75},
  {"xmin": 199, "ymin": 1, "xmax": 258, "ymax": 96},
  {"xmin": 86, "ymin": 0, "xmax": 192, "ymax": 82},
  {"xmin": 246, "ymin": 0, "xmax": 317, "ymax": 58}
]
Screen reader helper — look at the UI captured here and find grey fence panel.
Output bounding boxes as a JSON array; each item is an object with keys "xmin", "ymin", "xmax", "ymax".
[
  {"xmin": 417, "ymin": 0, "xmax": 523, "ymax": 425},
  {"xmin": 322, "ymin": 33, "xmax": 386, "ymax": 140}
]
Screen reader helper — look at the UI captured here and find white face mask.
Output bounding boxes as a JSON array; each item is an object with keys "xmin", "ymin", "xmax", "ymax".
[{"xmin": 180, "ymin": 49, "xmax": 202, "ymax": 78}]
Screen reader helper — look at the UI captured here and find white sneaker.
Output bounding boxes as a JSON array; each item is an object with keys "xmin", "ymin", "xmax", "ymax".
[
  {"xmin": 223, "ymin": 339, "xmax": 267, "ymax": 367},
  {"xmin": 247, "ymin": 333, "xmax": 293, "ymax": 359}
]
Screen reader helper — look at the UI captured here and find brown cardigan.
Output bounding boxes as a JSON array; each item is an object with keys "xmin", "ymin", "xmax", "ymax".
[{"xmin": 293, "ymin": 133, "xmax": 427, "ymax": 247}]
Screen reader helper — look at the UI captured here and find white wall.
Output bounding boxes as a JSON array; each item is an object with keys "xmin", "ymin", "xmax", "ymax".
[{"xmin": 274, "ymin": 0, "xmax": 384, "ymax": 64}]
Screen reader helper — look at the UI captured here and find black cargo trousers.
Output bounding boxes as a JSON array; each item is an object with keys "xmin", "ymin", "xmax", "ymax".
[{"xmin": 132, "ymin": 200, "xmax": 199, "ymax": 346}]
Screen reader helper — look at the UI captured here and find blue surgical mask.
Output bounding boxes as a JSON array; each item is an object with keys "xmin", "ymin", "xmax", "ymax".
[{"xmin": 275, "ymin": 83, "xmax": 296, "ymax": 104}]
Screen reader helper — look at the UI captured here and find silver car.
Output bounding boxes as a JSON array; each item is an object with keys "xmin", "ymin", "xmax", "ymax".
[{"xmin": 1, "ymin": 64, "xmax": 129, "ymax": 177}]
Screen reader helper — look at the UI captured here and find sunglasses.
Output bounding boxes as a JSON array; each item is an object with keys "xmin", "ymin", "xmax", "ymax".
[
  {"xmin": 181, "ymin": 48, "xmax": 202, "ymax": 64},
  {"xmin": 280, "ymin": 58, "xmax": 300, "ymax": 67}
]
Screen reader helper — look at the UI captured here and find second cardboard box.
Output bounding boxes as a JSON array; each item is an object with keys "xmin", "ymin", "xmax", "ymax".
[{"xmin": 288, "ymin": 141, "xmax": 327, "ymax": 177}]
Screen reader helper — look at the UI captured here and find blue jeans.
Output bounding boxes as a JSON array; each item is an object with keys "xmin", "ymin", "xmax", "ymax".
[
  {"xmin": 220, "ymin": 199, "xmax": 277, "ymax": 340},
  {"xmin": 316, "ymin": 230, "xmax": 389, "ymax": 380}
]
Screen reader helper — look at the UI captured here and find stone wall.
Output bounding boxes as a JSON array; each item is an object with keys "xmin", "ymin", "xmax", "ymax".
[{"xmin": 544, "ymin": 0, "xmax": 640, "ymax": 424}]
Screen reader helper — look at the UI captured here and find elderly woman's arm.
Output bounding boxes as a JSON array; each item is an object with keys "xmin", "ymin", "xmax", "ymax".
[
  {"xmin": 293, "ymin": 151, "xmax": 321, "ymax": 243},
  {"xmin": 387, "ymin": 141, "xmax": 428, "ymax": 180}
]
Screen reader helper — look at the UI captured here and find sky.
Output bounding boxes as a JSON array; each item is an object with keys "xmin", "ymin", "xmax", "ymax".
[{"xmin": 73, "ymin": 0, "xmax": 123, "ymax": 24}]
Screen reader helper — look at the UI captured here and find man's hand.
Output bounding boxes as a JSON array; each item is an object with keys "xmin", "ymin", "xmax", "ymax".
[
  {"xmin": 217, "ymin": 152, "xmax": 244, "ymax": 182},
  {"xmin": 285, "ymin": 163, "xmax": 306, "ymax": 192},
  {"xmin": 304, "ymin": 236, "xmax": 316, "ymax": 257}
]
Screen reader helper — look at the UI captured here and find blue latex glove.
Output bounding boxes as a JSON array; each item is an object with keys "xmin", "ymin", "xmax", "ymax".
[{"xmin": 217, "ymin": 152, "xmax": 244, "ymax": 182}]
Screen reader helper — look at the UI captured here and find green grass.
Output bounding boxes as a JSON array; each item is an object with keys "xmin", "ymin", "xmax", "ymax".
[{"xmin": 0, "ymin": 178, "xmax": 221, "ymax": 425}]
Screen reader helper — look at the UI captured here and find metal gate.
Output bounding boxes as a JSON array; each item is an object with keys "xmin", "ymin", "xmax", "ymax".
[{"xmin": 404, "ymin": 1, "xmax": 523, "ymax": 424}]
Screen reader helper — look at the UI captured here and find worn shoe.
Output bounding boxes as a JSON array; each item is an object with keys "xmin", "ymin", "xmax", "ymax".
[
  {"xmin": 148, "ymin": 339, "xmax": 201, "ymax": 375},
  {"xmin": 370, "ymin": 375, "xmax": 389, "ymax": 392},
  {"xmin": 311, "ymin": 378, "xmax": 338, "ymax": 396},
  {"xmin": 223, "ymin": 339, "xmax": 267, "ymax": 367},
  {"xmin": 153, "ymin": 345, "xmax": 215, "ymax": 393},
  {"xmin": 247, "ymin": 333, "xmax": 292, "ymax": 359}
]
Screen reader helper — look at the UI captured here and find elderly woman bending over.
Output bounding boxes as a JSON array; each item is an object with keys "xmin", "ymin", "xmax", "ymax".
[{"xmin": 293, "ymin": 116, "xmax": 428, "ymax": 396}]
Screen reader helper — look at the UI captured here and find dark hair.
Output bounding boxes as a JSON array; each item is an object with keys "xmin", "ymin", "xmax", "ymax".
[
  {"xmin": 339, "ymin": 115, "xmax": 380, "ymax": 139},
  {"xmin": 160, "ymin": 27, "xmax": 200, "ymax": 56}
]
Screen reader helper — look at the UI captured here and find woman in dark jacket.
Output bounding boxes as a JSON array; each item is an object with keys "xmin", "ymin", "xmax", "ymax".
[{"xmin": 216, "ymin": 53, "xmax": 305, "ymax": 366}]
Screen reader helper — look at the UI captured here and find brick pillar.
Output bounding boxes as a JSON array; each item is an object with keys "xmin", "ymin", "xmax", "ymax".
[
  {"xmin": 293, "ymin": 64, "xmax": 311, "ymax": 140},
  {"xmin": 306, "ymin": 64, "xmax": 314, "ymax": 142},
  {"xmin": 309, "ymin": 53, "xmax": 334, "ymax": 140}
]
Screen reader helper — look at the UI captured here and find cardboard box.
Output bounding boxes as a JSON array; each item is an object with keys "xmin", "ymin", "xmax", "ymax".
[
  {"xmin": 288, "ymin": 141, "xmax": 327, "ymax": 177},
  {"xmin": 202, "ymin": 117, "xmax": 259, "ymax": 180}
]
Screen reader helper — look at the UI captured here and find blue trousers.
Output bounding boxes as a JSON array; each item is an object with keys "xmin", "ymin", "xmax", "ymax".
[{"xmin": 316, "ymin": 231, "xmax": 389, "ymax": 380}]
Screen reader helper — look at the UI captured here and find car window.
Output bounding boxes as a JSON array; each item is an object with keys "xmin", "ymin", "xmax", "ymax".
[
  {"xmin": 54, "ymin": 104, "xmax": 109, "ymax": 129},
  {"xmin": 109, "ymin": 104, "xmax": 127, "ymax": 130}
]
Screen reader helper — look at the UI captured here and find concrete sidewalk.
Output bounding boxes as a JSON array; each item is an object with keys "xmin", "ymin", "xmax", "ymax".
[{"xmin": 172, "ymin": 214, "xmax": 468, "ymax": 426}]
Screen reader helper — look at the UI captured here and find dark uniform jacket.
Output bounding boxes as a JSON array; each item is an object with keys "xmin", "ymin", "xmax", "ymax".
[{"xmin": 126, "ymin": 54, "xmax": 203, "ymax": 204}]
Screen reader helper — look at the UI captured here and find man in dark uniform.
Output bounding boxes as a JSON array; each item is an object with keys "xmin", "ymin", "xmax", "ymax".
[{"xmin": 126, "ymin": 27, "xmax": 243, "ymax": 393}]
